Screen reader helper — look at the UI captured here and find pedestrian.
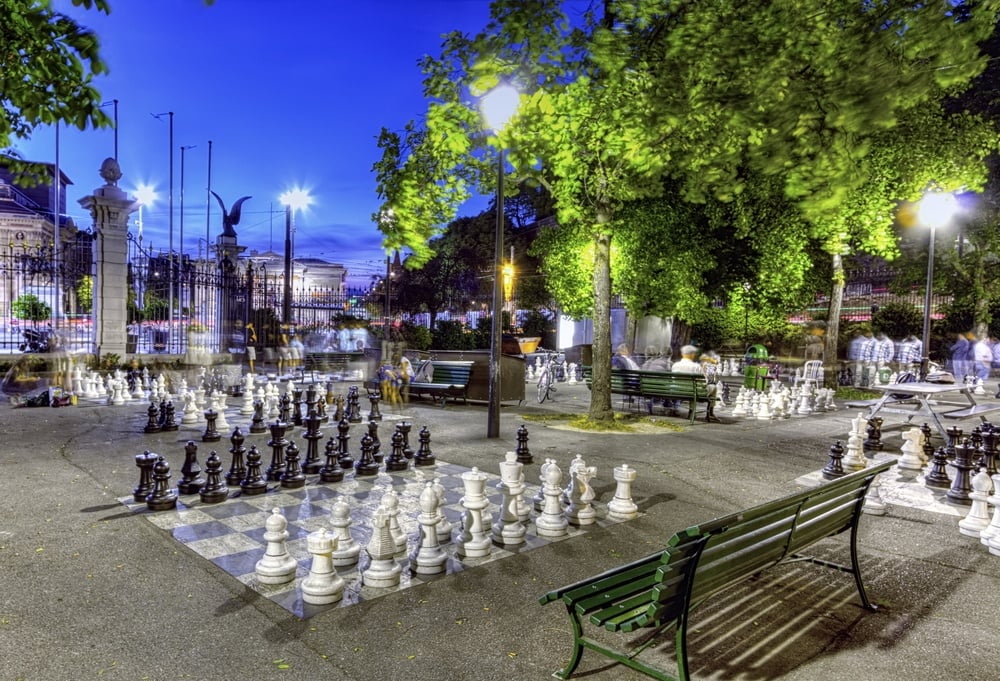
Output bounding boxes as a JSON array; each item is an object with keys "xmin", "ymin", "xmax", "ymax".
[
  {"xmin": 970, "ymin": 333, "xmax": 992, "ymax": 382},
  {"xmin": 949, "ymin": 332, "xmax": 970, "ymax": 381},
  {"xmin": 612, "ymin": 344, "xmax": 639, "ymax": 370},
  {"xmin": 640, "ymin": 345, "xmax": 671, "ymax": 372}
]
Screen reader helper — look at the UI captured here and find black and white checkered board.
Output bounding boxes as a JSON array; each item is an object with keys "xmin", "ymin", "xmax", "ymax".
[{"xmin": 118, "ymin": 458, "xmax": 633, "ymax": 619}]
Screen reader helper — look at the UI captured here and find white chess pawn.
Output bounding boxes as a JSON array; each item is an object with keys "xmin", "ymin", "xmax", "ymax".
[
  {"xmin": 607, "ymin": 464, "xmax": 639, "ymax": 521},
  {"xmin": 301, "ymin": 529, "xmax": 345, "ymax": 605},
  {"xmin": 535, "ymin": 460, "xmax": 569, "ymax": 538},
  {"xmin": 959, "ymin": 470, "xmax": 994, "ymax": 537},
  {"xmin": 980, "ymin": 473, "xmax": 1000, "ymax": 547},
  {"xmin": 330, "ymin": 501, "xmax": 361, "ymax": 566},
  {"xmin": 432, "ymin": 478, "xmax": 453, "ymax": 544},
  {"xmin": 862, "ymin": 474, "xmax": 887, "ymax": 515},
  {"xmin": 382, "ymin": 490, "xmax": 408, "ymax": 555},
  {"xmin": 567, "ymin": 362, "xmax": 578, "ymax": 385},
  {"xmin": 255, "ymin": 508, "xmax": 298, "ymax": 585},
  {"xmin": 412, "ymin": 481, "xmax": 448, "ymax": 574},
  {"xmin": 213, "ymin": 392, "xmax": 230, "ymax": 432}
]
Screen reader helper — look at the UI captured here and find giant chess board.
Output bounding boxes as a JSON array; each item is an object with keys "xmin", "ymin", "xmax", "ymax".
[{"xmin": 118, "ymin": 459, "xmax": 634, "ymax": 619}]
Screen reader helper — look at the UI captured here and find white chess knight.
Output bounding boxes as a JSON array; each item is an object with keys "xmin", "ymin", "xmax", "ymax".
[{"xmin": 896, "ymin": 427, "xmax": 926, "ymax": 475}]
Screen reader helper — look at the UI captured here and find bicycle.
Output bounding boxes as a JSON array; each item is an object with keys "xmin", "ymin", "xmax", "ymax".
[{"xmin": 535, "ymin": 350, "xmax": 564, "ymax": 403}]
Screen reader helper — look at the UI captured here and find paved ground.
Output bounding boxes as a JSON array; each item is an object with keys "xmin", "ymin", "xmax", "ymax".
[{"xmin": 2, "ymin": 377, "xmax": 1000, "ymax": 681}]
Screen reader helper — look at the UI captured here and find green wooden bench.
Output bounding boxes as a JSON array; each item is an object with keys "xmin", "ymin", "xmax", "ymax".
[
  {"xmin": 540, "ymin": 459, "xmax": 896, "ymax": 681},
  {"xmin": 302, "ymin": 352, "xmax": 364, "ymax": 380},
  {"xmin": 408, "ymin": 360, "xmax": 475, "ymax": 406},
  {"xmin": 582, "ymin": 367, "xmax": 717, "ymax": 423}
]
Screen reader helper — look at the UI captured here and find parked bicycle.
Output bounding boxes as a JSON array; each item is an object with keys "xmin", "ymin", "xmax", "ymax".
[
  {"xmin": 18, "ymin": 327, "xmax": 51, "ymax": 353},
  {"xmin": 535, "ymin": 350, "xmax": 565, "ymax": 403}
]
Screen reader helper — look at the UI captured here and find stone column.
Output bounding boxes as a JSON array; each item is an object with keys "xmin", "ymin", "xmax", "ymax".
[{"xmin": 78, "ymin": 158, "xmax": 136, "ymax": 360}]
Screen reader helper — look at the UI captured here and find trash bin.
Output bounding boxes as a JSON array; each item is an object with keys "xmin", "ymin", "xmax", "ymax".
[{"xmin": 743, "ymin": 344, "xmax": 770, "ymax": 390}]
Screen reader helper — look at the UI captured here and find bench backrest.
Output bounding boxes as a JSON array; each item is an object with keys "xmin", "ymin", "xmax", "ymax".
[
  {"xmin": 637, "ymin": 459, "xmax": 895, "ymax": 628},
  {"xmin": 639, "ymin": 371, "xmax": 707, "ymax": 399},
  {"xmin": 428, "ymin": 361, "xmax": 474, "ymax": 385}
]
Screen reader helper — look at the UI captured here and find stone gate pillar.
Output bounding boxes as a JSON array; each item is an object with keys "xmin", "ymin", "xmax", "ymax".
[{"xmin": 78, "ymin": 158, "xmax": 136, "ymax": 360}]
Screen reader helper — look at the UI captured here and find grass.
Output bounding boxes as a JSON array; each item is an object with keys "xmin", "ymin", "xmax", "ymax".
[
  {"xmin": 834, "ymin": 386, "xmax": 881, "ymax": 401},
  {"xmin": 522, "ymin": 411, "xmax": 685, "ymax": 433}
]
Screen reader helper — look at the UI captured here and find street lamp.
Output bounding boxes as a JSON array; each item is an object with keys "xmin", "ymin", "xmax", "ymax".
[
  {"xmin": 480, "ymin": 82, "xmax": 520, "ymax": 439},
  {"xmin": 279, "ymin": 188, "xmax": 312, "ymax": 328},
  {"xmin": 917, "ymin": 190, "xmax": 958, "ymax": 379}
]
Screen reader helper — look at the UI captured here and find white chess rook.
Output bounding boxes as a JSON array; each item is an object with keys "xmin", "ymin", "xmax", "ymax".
[
  {"xmin": 607, "ymin": 464, "xmax": 639, "ymax": 521},
  {"xmin": 301, "ymin": 529, "xmax": 345, "ymax": 605}
]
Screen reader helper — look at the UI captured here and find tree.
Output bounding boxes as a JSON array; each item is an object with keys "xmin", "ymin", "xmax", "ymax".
[
  {"xmin": 374, "ymin": 0, "xmax": 998, "ymax": 419},
  {"xmin": 1, "ymin": 0, "xmax": 111, "ymax": 179},
  {"xmin": 12, "ymin": 293, "xmax": 51, "ymax": 323}
]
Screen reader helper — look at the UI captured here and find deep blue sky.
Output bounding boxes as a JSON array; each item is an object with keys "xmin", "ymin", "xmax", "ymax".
[{"xmin": 14, "ymin": 0, "xmax": 498, "ymax": 287}]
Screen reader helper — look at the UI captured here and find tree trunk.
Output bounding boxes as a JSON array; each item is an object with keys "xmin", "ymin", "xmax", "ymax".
[
  {"xmin": 823, "ymin": 252, "xmax": 845, "ymax": 389},
  {"xmin": 588, "ymin": 228, "xmax": 614, "ymax": 421},
  {"xmin": 971, "ymin": 254, "xmax": 989, "ymax": 339}
]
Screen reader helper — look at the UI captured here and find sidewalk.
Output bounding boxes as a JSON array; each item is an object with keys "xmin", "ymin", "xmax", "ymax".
[{"xmin": 1, "ymin": 379, "xmax": 999, "ymax": 680}]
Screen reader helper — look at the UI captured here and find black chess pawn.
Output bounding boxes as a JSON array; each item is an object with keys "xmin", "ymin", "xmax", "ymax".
[
  {"xmin": 239, "ymin": 445, "xmax": 267, "ymax": 495},
  {"xmin": 920, "ymin": 423, "xmax": 935, "ymax": 465},
  {"xmin": 157, "ymin": 399, "xmax": 169, "ymax": 430},
  {"xmin": 177, "ymin": 440, "xmax": 206, "ymax": 494},
  {"xmin": 200, "ymin": 451, "xmax": 230, "ymax": 503},
  {"xmin": 414, "ymin": 426, "xmax": 435, "ymax": 466},
  {"xmin": 161, "ymin": 401, "xmax": 178, "ymax": 431},
  {"xmin": 862, "ymin": 416, "xmax": 884, "ymax": 451},
  {"xmin": 202, "ymin": 408, "xmax": 221, "ymax": 442},
  {"xmin": 292, "ymin": 388, "xmax": 304, "ymax": 426},
  {"xmin": 319, "ymin": 437, "xmax": 345, "ymax": 483},
  {"xmin": 249, "ymin": 399, "xmax": 267, "ymax": 434},
  {"xmin": 143, "ymin": 402, "xmax": 161, "ymax": 434},
  {"xmin": 302, "ymin": 410, "xmax": 323, "ymax": 474},
  {"xmin": 397, "ymin": 421, "xmax": 413, "ymax": 459},
  {"xmin": 924, "ymin": 446, "xmax": 953, "ymax": 489},
  {"xmin": 316, "ymin": 394, "xmax": 328, "ymax": 423},
  {"xmin": 946, "ymin": 438, "xmax": 976, "ymax": 506},
  {"xmin": 367, "ymin": 389, "xmax": 382, "ymax": 421},
  {"xmin": 347, "ymin": 386, "xmax": 363, "ymax": 423},
  {"xmin": 280, "ymin": 441, "xmax": 306, "ymax": 489},
  {"xmin": 266, "ymin": 420, "xmax": 289, "ymax": 482},
  {"xmin": 515, "ymin": 424, "xmax": 533, "ymax": 464},
  {"xmin": 385, "ymin": 429, "xmax": 409, "ymax": 472},
  {"xmin": 332, "ymin": 394, "xmax": 344, "ymax": 423},
  {"xmin": 133, "ymin": 450, "xmax": 158, "ymax": 502},
  {"xmin": 336, "ymin": 418, "xmax": 354, "ymax": 468},
  {"xmin": 821, "ymin": 440, "xmax": 846, "ymax": 480},
  {"xmin": 354, "ymin": 433, "xmax": 379, "ymax": 476},
  {"xmin": 225, "ymin": 428, "xmax": 247, "ymax": 486},
  {"xmin": 145, "ymin": 456, "xmax": 178, "ymax": 511},
  {"xmin": 279, "ymin": 392, "xmax": 292, "ymax": 424},
  {"xmin": 367, "ymin": 419, "xmax": 382, "ymax": 463},
  {"xmin": 946, "ymin": 426, "xmax": 964, "ymax": 453}
]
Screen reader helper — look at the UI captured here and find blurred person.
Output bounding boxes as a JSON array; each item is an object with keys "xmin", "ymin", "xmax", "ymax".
[{"xmin": 612, "ymin": 343, "xmax": 639, "ymax": 370}]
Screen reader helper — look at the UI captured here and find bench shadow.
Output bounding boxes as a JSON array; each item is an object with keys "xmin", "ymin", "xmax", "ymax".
[{"xmin": 568, "ymin": 544, "xmax": 974, "ymax": 680}]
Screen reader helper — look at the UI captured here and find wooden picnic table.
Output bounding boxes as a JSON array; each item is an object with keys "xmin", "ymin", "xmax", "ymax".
[{"xmin": 846, "ymin": 381, "xmax": 1000, "ymax": 440}]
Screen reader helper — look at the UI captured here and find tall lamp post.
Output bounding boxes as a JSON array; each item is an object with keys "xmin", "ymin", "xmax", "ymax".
[
  {"xmin": 480, "ymin": 83, "xmax": 520, "ymax": 439},
  {"xmin": 916, "ymin": 191, "xmax": 958, "ymax": 379},
  {"xmin": 279, "ymin": 188, "xmax": 312, "ymax": 328}
]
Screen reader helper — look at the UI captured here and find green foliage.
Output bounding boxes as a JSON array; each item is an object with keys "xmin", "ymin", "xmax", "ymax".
[
  {"xmin": 396, "ymin": 321, "xmax": 432, "ymax": 351},
  {"xmin": 871, "ymin": 302, "xmax": 923, "ymax": 338},
  {"xmin": 0, "ymin": 0, "xmax": 112, "ymax": 180},
  {"xmin": 372, "ymin": 0, "xmax": 998, "ymax": 419},
  {"xmin": 12, "ymin": 294, "xmax": 51, "ymax": 322},
  {"xmin": 76, "ymin": 275, "xmax": 93, "ymax": 313},
  {"xmin": 431, "ymin": 320, "xmax": 477, "ymax": 350},
  {"xmin": 518, "ymin": 309, "xmax": 552, "ymax": 338}
]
